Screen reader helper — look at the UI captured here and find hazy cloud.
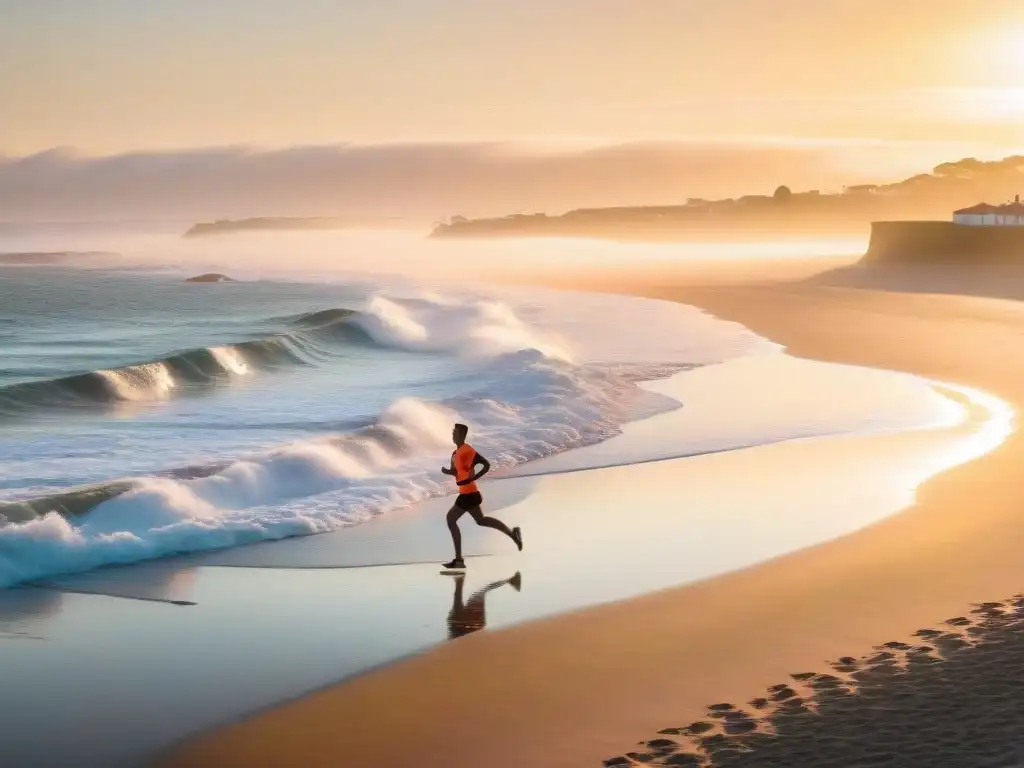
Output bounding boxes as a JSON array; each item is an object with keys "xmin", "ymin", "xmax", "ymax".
[{"xmin": 0, "ymin": 139, "xmax": 994, "ymax": 221}]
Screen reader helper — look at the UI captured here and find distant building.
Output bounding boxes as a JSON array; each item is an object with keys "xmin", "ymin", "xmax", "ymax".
[
  {"xmin": 953, "ymin": 196, "xmax": 1024, "ymax": 226},
  {"xmin": 1002, "ymin": 196, "xmax": 1024, "ymax": 225}
]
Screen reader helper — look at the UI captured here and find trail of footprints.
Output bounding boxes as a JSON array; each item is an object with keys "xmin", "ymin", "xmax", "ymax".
[{"xmin": 604, "ymin": 596, "xmax": 1024, "ymax": 767}]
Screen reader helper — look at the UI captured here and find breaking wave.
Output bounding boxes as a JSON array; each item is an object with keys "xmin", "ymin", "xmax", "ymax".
[
  {"xmin": 0, "ymin": 294, "xmax": 584, "ymax": 419},
  {"xmin": 0, "ymin": 308, "xmax": 367, "ymax": 418}
]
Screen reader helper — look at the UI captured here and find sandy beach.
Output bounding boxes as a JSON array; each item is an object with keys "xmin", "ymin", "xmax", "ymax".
[
  {"xmin": 154, "ymin": 259, "xmax": 1024, "ymax": 768},
  {"xmin": 11, "ymin": 4, "xmax": 1024, "ymax": 767}
]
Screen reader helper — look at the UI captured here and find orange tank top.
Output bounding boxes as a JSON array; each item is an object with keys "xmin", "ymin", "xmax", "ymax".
[{"xmin": 453, "ymin": 444, "xmax": 478, "ymax": 494}]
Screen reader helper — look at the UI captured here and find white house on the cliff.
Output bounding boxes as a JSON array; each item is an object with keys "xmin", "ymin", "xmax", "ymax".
[{"xmin": 953, "ymin": 195, "xmax": 1024, "ymax": 226}]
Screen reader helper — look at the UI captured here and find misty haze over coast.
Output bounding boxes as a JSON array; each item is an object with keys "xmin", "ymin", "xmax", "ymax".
[{"xmin": 0, "ymin": 139, "xmax": 1007, "ymax": 222}]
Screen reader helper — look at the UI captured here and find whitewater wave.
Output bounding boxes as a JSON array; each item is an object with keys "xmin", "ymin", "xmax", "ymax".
[
  {"xmin": 352, "ymin": 295, "xmax": 574, "ymax": 362},
  {"xmin": 0, "ymin": 370, "xmax": 687, "ymax": 587},
  {"xmin": 0, "ymin": 370, "xmax": 668, "ymax": 587},
  {"xmin": 0, "ymin": 398, "xmax": 456, "ymax": 524}
]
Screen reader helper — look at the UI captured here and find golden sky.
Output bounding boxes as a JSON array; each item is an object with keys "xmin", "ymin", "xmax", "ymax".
[{"xmin": 2, "ymin": 0, "xmax": 1022, "ymax": 156}]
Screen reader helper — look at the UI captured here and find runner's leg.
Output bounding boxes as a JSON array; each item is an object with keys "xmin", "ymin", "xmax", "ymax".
[
  {"xmin": 446, "ymin": 505, "xmax": 467, "ymax": 561},
  {"xmin": 468, "ymin": 506, "xmax": 517, "ymax": 543}
]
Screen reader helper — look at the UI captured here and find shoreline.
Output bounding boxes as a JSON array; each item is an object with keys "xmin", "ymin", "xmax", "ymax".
[
  {"xmin": 160, "ymin": 271, "xmax": 1024, "ymax": 768},
  {"xmin": 1, "ymin": 341, "xmax": 976, "ymax": 767}
]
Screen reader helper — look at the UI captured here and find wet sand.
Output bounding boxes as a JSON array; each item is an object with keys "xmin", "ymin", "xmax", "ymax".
[
  {"xmin": 160, "ymin": 265, "xmax": 1024, "ymax": 768},
  {"xmin": 3, "ymin": 349, "xmax": 980, "ymax": 767}
]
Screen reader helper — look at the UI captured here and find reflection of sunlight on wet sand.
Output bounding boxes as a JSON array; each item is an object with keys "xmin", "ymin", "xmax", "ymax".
[
  {"xmin": 476, "ymin": 374, "xmax": 1013, "ymax": 618},
  {"xmin": 33, "ymin": 563, "xmax": 202, "ymax": 606},
  {"xmin": 164, "ymin": 566, "xmax": 199, "ymax": 599},
  {"xmin": 898, "ymin": 381, "xmax": 1015, "ymax": 505}
]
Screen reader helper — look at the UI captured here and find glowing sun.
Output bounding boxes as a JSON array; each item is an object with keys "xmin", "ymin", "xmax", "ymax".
[{"xmin": 984, "ymin": 27, "xmax": 1024, "ymax": 82}]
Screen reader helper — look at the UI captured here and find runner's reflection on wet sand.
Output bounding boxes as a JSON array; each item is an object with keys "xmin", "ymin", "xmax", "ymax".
[{"xmin": 444, "ymin": 571, "xmax": 522, "ymax": 640}]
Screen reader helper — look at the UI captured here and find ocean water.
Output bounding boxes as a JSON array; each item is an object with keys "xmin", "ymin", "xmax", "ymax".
[{"xmin": 0, "ymin": 237, "xmax": 959, "ymax": 588}]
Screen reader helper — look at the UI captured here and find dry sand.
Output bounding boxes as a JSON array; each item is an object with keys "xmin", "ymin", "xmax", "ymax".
[
  {"xmin": 161, "ymin": 262, "xmax": 1024, "ymax": 768},
  {"xmin": 605, "ymin": 599, "xmax": 1024, "ymax": 767}
]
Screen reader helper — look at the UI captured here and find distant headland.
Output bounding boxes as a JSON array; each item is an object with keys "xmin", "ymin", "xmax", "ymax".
[
  {"xmin": 184, "ymin": 273, "xmax": 236, "ymax": 283},
  {"xmin": 183, "ymin": 216, "xmax": 405, "ymax": 238},
  {"xmin": 431, "ymin": 155, "xmax": 1024, "ymax": 243},
  {"xmin": 430, "ymin": 204, "xmax": 868, "ymax": 241}
]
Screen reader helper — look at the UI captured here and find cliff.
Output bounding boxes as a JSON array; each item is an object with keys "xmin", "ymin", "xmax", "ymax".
[{"xmin": 863, "ymin": 222, "xmax": 1024, "ymax": 264}]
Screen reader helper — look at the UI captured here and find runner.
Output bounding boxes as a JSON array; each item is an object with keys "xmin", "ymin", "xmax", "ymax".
[{"xmin": 440, "ymin": 423, "xmax": 522, "ymax": 569}]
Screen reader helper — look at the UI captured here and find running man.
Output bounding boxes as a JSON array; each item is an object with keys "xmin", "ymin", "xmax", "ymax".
[{"xmin": 440, "ymin": 423, "xmax": 522, "ymax": 569}]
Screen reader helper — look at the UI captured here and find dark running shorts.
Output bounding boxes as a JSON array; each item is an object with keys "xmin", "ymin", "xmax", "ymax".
[{"xmin": 454, "ymin": 491, "xmax": 483, "ymax": 510}]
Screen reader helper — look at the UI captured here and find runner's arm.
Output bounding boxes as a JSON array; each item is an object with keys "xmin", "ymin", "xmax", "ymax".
[{"xmin": 459, "ymin": 453, "xmax": 490, "ymax": 485}]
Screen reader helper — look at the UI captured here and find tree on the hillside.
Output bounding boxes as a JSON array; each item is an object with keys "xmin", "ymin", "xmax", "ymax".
[{"xmin": 933, "ymin": 158, "xmax": 983, "ymax": 178}]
